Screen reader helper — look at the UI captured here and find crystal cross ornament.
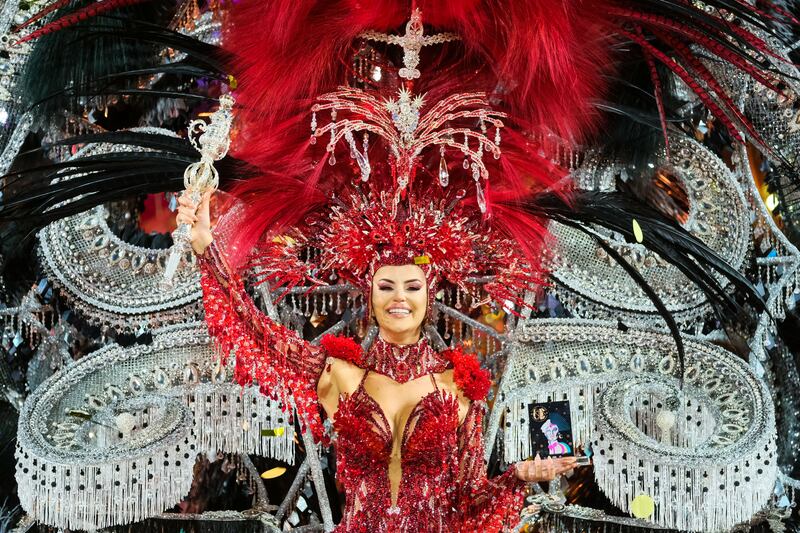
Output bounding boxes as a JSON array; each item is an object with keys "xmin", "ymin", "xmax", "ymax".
[{"xmin": 359, "ymin": 8, "xmax": 460, "ymax": 80}]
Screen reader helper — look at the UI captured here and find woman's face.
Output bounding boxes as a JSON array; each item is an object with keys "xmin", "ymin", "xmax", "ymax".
[{"xmin": 371, "ymin": 264, "xmax": 428, "ymax": 343}]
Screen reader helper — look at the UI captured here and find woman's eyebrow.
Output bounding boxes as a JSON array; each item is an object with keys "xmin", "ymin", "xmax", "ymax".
[
  {"xmin": 404, "ymin": 279, "xmax": 422, "ymax": 283},
  {"xmin": 378, "ymin": 278, "xmax": 395, "ymax": 283}
]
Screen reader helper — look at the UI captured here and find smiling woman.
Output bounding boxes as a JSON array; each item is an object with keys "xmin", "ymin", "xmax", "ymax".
[
  {"xmin": 371, "ymin": 264, "xmax": 428, "ymax": 345},
  {"xmin": 183, "ymin": 186, "xmax": 578, "ymax": 533},
  {"xmin": 169, "ymin": 5, "xmax": 584, "ymax": 531}
]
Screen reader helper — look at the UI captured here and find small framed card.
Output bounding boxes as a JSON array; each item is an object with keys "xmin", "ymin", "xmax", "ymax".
[{"xmin": 528, "ymin": 400, "xmax": 575, "ymax": 458}]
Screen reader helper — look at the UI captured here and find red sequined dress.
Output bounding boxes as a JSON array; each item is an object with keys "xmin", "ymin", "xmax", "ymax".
[{"xmin": 197, "ymin": 240, "xmax": 527, "ymax": 532}]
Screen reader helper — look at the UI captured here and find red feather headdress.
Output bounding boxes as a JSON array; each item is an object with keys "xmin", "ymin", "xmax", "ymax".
[
  {"xmin": 217, "ymin": 2, "xmax": 592, "ymax": 311},
  {"xmin": 211, "ymin": 0, "xmax": 796, "ymax": 310},
  {"xmin": 231, "ymin": 8, "xmax": 567, "ymax": 312}
]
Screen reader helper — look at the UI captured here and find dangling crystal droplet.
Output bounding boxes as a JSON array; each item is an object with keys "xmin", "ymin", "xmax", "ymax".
[
  {"xmin": 328, "ymin": 153, "xmax": 336, "ymax": 165},
  {"xmin": 494, "ymin": 127, "xmax": 501, "ymax": 146},
  {"xmin": 309, "ymin": 135, "xmax": 317, "ymax": 145},
  {"xmin": 463, "ymin": 157, "xmax": 470, "ymax": 169},
  {"xmin": 476, "ymin": 181, "xmax": 487, "ymax": 213},
  {"xmin": 438, "ymin": 150, "xmax": 449, "ymax": 187},
  {"xmin": 311, "ymin": 111, "xmax": 317, "ymax": 133}
]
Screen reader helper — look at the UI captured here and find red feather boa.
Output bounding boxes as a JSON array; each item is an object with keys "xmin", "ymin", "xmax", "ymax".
[
  {"xmin": 442, "ymin": 347, "xmax": 492, "ymax": 401},
  {"xmin": 320, "ymin": 334, "xmax": 364, "ymax": 366}
]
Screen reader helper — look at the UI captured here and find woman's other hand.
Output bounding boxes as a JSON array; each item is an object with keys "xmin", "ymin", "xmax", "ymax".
[
  {"xmin": 515, "ymin": 455, "xmax": 578, "ymax": 482},
  {"xmin": 176, "ymin": 190, "xmax": 213, "ymax": 254}
]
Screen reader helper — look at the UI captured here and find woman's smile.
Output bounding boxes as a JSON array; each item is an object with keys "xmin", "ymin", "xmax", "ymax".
[{"xmin": 371, "ymin": 264, "xmax": 428, "ymax": 344}]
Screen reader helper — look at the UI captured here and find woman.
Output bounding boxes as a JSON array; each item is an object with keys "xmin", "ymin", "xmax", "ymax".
[
  {"xmin": 173, "ymin": 6, "xmax": 589, "ymax": 531},
  {"xmin": 174, "ymin": 7, "xmax": 586, "ymax": 530},
  {"xmin": 177, "ymin": 190, "xmax": 576, "ymax": 532}
]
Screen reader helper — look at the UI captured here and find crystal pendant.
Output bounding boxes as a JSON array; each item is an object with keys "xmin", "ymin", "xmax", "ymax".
[
  {"xmin": 462, "ymin": 157, "xmax": 470, "ymax": 169},
  {"xmin": 476, "ymin": 180, "xmax": 486, "ymax": 213},
  {"xmin": 438, "ymin": 149, "xmax": 449, "ymax": 187},
  {"xmin": 345, "ymin": 131, "xmax": 371, "ymax": 181}
]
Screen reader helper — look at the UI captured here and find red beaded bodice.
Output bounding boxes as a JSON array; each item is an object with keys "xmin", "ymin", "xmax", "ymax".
[
  {"xmin": 198, "ymin": 240, "xmax": 526, "ymax": 532},
  {"xmin": 333, "ymin": 371, "xmax": 461, "ymax": 532}
]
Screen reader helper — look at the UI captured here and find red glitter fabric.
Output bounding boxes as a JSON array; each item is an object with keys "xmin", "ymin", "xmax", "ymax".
[
  {"xmin": 198, "ymin": 240, "xmax": 527, "ymax": 531},
  {"xmin": 333, "ymin": 379, "xmax": 525, "ymax": 532}
]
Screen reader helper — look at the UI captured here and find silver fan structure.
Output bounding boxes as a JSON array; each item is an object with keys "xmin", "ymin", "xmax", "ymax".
[
  {"xmin": 37, "ymin": 128, "xmax": 205, "ymax": 338},
  {"xmin": 16, "ymin": 322, "xmax": 294, "ymax": 531},
  {"xmin": 2, "ymin": 3, "xmax": 800, "ymax": 533},
  {"xmin": 488, "ymin": 320, "xmax": 776, "ymax": 532}
]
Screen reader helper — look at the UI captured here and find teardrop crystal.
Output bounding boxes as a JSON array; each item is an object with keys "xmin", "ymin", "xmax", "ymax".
[
  {"xmin": 438, "ymin": 153, "xmax": 449, "ymax": 187},
  {"xmin": 476, "ymin": 181, "xmax": 486, "ymax": 213}
]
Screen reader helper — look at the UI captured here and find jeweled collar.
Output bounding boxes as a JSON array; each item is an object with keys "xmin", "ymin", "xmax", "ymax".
[{"xmin": 364, "ymin": 335, "xmax": 449, "ymax": 383}]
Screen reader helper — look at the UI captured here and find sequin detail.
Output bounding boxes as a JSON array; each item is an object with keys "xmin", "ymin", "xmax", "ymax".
[
  {"xmin": 364, "ymin": 336, "xmax": 448, "ymax": 383},
  {"xmin": 333, "ymin": 390, "xmax": 525, "ymax": 532}
]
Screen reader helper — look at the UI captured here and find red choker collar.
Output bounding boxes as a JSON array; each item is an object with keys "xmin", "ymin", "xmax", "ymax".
[{"xmin": 365, "ymin": 336, "xmax": 449, "ymax": 383}]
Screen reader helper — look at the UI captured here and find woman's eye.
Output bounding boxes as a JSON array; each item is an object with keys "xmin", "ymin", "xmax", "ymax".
[
  {"xmin": 378, "ymin": 285, "xmax": 393, "ymax": 291},
  {"xmin": 406, "ymin": 285, "xmax": 421, "ymax": 291}
]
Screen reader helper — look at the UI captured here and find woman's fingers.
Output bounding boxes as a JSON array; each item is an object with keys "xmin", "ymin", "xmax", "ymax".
[
  {"xmin": 177, "ymin": 194, "xmax": 197, "ymax": 209},
  {"xmin": 176, "ymin": 214, "xmax": 198, "ymax": 226},
  {"xmin": 515, "ymin": 454, "xmax": 590, "ymax": 482},
  {"xmin": 516, "ymin": 460, "xmax": 534, "ymax": 481},
  {"xmin": 197, "ymin": 190, "xmax": 212, "ymax": 220},
  {"xmin": 176, "ymin": 206, "xmax": 198, "ymax": 225}
]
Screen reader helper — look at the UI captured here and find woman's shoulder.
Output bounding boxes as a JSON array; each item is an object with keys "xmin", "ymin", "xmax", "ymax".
[
  {"xmin": 319, "ymin": 334, "xmax": 364, "ymax": 367},
  {"xmin": 440, "ymin": 345, "xmax": 492, "ymax": 402}
]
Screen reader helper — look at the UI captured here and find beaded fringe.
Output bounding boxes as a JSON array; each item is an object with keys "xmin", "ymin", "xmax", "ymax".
[
  {"xmin": 16, "ymin": 384, "xmax": 294, "ymax": 531},
  {"xmin": 188, "ymin": 383, "xmax": 295, "ymax": 463},
  {"xmin": 503, "ymin": 383, "xmax": 775, "ymax": 532}
]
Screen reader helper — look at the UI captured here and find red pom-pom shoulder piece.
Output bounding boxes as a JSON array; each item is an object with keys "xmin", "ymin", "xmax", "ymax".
[
  {"xmin": 320, "ymin": 335, "xmax": 364, "ymax": 366},
  {"xmin": 442, "ymin": 347, "xmax": 492, "ymax": 401}
]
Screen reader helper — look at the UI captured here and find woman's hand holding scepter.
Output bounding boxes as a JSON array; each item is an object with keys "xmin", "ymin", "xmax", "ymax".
[{"xmin": 161, "ymin": 94, "xmax": 235, "ymax": 287}]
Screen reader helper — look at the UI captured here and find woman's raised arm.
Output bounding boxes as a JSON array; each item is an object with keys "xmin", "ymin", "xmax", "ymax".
[{"xmin": 178, "ymin": 192, "xmax": 326, "ymax": 436}]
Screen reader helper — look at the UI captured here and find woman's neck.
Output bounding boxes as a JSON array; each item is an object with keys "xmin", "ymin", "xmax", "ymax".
[{"xmin": 378, "ymin": 328, "xmax": 422, "ymax": 346}]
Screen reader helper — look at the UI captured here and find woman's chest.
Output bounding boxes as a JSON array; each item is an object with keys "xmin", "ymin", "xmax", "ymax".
[{"xmin": 333, "ymin": 372, "xmax": 462, "ymax": 456}]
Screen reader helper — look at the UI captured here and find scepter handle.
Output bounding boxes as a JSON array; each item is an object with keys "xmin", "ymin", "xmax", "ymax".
[
  {"xmin": 158, "ymin": 94, "xmax": 234, "ymax": 289},
  {"xmin": 160, "ymin": 189, "xmax": 202, "ymax": 289}
]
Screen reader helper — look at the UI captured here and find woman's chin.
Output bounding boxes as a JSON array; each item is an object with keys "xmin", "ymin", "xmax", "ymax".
[{"xmin": 379, "ymin": 321, "xmax": 422, "ymax": 340}]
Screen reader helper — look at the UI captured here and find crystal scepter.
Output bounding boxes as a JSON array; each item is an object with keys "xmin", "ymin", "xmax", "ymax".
[{"xmin": 161, "ymin": 94, "xmax": 235, "ymax": 288}]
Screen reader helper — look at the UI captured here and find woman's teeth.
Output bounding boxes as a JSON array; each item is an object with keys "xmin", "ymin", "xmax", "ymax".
[{"xmin": 388, "ymin": 309, "xmax": 411, "ymax": 316}]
